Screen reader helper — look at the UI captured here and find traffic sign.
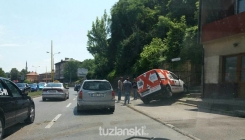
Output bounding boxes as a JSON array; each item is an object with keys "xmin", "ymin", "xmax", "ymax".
[{"xmin": 171, "ymin": 57, "xmax": 181, "ymax": 62}]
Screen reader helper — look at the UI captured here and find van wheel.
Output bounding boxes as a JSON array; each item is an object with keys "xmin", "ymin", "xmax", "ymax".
[
  {"xmin": 142, "ymin": 98, "xmax": 150, "ymax": 104},
  {"xmin": 166, "ymin": 86, "xmax": 172, "ymax": 97},
  {"xmin": 183, "ymin": 84, "xmax": 188, "ymax": 94},
  {"xmin": 0, "ymin": 117, "xmax": 4, "ymax": 140}
]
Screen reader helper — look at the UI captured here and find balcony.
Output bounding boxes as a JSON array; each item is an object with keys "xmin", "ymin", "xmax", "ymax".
[{"xmin": 201, "ymin": 12, "xmax": 245, "ymax": 43}]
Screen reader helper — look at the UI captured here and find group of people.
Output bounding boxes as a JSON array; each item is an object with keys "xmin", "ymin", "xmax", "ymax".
[{"xmin": 117, "ymin": 76, "xmax": 138, "ymax": 105}]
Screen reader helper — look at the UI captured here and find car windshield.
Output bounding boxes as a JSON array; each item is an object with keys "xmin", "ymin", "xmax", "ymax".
[
  {"xmin": 46, "ymin": 83, "xmax": 62, "ymax": 87},
  {"xmin": 16, "ymin": 83, "xmax": 25, "ymax": 87},
  {"xmin": 83, "ymin": 81, "xmax": 111, "ymax": 90}
]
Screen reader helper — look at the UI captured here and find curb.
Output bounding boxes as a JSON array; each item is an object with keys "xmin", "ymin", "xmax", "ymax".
[
  {"xmin": 127, "ymin": 105, "xmax": 201, "ymax": 140},
  {"xmin": 177, "ymin": 99, "xmax": 241, "ymax": 117},
  {"xmin": 176, "ymin": 101, "xmax": 198, "ymax": 107}
]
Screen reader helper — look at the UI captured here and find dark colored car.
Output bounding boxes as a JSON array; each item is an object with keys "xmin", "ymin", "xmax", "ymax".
[
  {"xmin": 29, "ymin": 83, "xmax": 39, "ymax": 92},
  {"xmin": 74, "ymin": 84, "xmax": 81, "ymax": 92},
  {"xmin": 0, "ymin": 77, "xmax": 35, "ymax": 139},
  {"xmin": 16, "ymin": 83, "xmax": 31, "ymax": 93}
]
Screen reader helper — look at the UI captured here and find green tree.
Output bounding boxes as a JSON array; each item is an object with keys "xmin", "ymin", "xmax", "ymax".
[
  {"xmin": 80, "ymin": 59, "xmax": 95, "ymax": 71},
  {"xmin": 87, "ymin": 10, "xmax": 111, "ymax": 79},
  {"xmin": 87, "ymin": 10, "xmax": 110, "ymax": 57},
  {"xmin": 20, "ymin": 69, "xmax": 28, "ymax": 80},
  {"xmin": 10, "ymin": 68, "xmax": 19, "ymax": 80},
  {"xmin": 63, "ymin": 61, "xmax": 81, "ymax": 82},
  {"xmin": 134, "ymin": 38, "xmax": 167, "ymax": 75},
  {"xmin": 180, "ymin": 26, "xmax": 202, "ymax": 64},
  {"xmin": 0, "ymin": 68, "xmax": 6, "ymax": 77}
]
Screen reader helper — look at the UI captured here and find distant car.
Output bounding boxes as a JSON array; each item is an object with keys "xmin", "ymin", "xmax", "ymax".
[
  {"xmin": 42, "ymin": 82, "xmax": 69, "ymax": 101},
  {"xmin": 29, "ymin": 83, "xmax": 39, "ymax": 92},
  {"xmin": 77, "ymin": 80, "xmax": 115, "ymax": 113},
  {"xmin": 16, "ymin": 83, "xmax": 31, "ymax": 93},
  {"xmin": 74, "ymin": 84, "xmax": 81, "ymax": 91},
  {"xmin": 0, "ymin": 77, "xmax": 35, "ymax": 139},
  {"xmin": 38, "ymin": 82, "xmax": 47, "ymax": 90}
]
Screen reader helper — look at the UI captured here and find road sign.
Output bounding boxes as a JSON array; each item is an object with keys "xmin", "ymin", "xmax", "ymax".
[
  {"xmin": 77, "ymin": 68, "xmax": 88, "ymax": 77},
  {"xmin": 171, "ymin": 57, "xmax": 181, "ymax": 62}
]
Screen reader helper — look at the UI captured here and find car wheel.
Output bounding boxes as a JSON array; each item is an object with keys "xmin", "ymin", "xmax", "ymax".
[
  {"xmin": 42, "ymin": 97, "xmax": 46, "ymax": 101},
  {"xmin": 109, "ymin": 106, "xmax": 115, "ymax": 113},
  {"xmin": 77, "ymin": 103, "xmax": 82, "ymax": 112},
  {"xmin": 24, "ymin": 105, "xmax": 35, "ymax": 124},
  {"xmin": 142, "ymin": 98, "xmax": 150, "ymax": 104},
  {"xmin": 183, "ymin": 84, "xmax": 188, "ymax": 94},
  {"xmin": 0, "ymin": 116, "xmax": 4, "ymax": 140},
  {"xmin": 67, "ymin": 93, "xmax": 69, "ymax": 99}
]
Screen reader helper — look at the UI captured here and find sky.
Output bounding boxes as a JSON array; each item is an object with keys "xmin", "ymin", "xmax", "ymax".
[{"xmin": 0, "ymin": 0, "xmax": 118, "ymax": 74}]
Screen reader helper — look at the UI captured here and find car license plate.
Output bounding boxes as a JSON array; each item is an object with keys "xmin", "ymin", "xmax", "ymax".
[
  {"xmin": 91, "ymin": 93, "xmax": 104, "ymax": 97},
  {"xmin": 48, "ymin": 90, "xmax": 56, "ymax": 92}
]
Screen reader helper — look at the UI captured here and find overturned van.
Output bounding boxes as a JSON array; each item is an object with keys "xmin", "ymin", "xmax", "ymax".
[{"xmin": 136, "ymin": 69, "xmax": 188, "ymax": 104}]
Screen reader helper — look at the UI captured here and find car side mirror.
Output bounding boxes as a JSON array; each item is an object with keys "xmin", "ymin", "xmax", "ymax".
[{"xmin": 22, "ymin": 89, "xmax": 29, "ymax": 95}]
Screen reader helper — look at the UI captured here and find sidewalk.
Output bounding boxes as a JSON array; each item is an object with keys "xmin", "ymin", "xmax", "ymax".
[{"xmin": 177, "ymin": 97, "xmax": 245, "ymax": 117}]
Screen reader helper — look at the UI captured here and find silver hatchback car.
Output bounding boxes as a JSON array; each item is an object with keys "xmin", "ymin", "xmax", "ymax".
[
  {"xmin": 77, "ymin": 80, "xmax": 115, "ymax": 113},
  {"xmin": 42, "ymin": 82, "xmax": 69, "ymax": 101}
]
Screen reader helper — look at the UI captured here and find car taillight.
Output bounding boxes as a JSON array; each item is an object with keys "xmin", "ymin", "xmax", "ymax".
[
  {"xmin": 57, "ymin": 89, "xmax": 63, "ymax": 92},
  {"xmin": 79, "ymin": 91, "xmax": 83, "ymax": 99},
  {"xmin": 112, "ymin": 91, "xmax": 115, "ymax": 98}
]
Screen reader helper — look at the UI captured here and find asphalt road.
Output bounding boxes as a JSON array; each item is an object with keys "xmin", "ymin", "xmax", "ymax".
[
  {"xmin": 3, "ymin": 89, "xmax": 191, "ymax": 140},
  {"xmin": 128, "ymin": 96, "xmax": 245, "ymax": 140}
]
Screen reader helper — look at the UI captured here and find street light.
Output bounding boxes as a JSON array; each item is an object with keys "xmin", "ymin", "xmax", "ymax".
[
  {"xmin": 46, "ymin": 40, "xmax": 60, "ymax": 82},
  {"xmin": 32, "ymin": 65, "xmax": 40, "ymax": 73}
]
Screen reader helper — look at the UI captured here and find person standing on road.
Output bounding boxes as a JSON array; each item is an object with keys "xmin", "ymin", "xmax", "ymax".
[
  {"xmin": 117, "ymin": 77, "xmax": 123, "ymax": 102},
  {"xmin": 132, "ymin": 78, "xmax": 138, "ymax": 100},
  {"xmin": 123, "ymin": 77, "xmax": 132, "ymax": 105}
]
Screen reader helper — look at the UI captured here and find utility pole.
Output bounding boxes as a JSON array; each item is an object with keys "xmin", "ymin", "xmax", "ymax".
[{"xmin": 51, "ymin": 40, "xmax": 54, "ymax": 82}]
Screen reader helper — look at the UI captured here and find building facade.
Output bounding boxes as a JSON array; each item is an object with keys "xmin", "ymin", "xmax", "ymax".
[
  {"xmin": 26, "ymin": 72, "xmax": 39, "ymax": 83},
  {"xmin": 39, "ymin": 72, "xmax": 52, "ymax": 82},
  {"xmin": 55, "ymin": 58, "xmax": 82, "ymax": 82},
  {"xmin": 200, "ymin": 0, "xmax": 245, "ymax": 99}
]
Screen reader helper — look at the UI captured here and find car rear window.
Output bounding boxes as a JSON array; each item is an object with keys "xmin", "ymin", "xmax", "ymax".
[
  {"xmin": 46, "ymin": 83, "xmax": 62, "ymax": 87},
  {"xmin": 83, "ymin": 81, "xmax": 111, "ymax": 90},
  {"xmin": 16, "ymin": 83, "xmax": 25, "ymax": 87}
]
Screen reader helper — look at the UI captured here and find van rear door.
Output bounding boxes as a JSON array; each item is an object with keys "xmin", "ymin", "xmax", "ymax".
[{"xmin": 137, "ymin": 69, "xmax": 161, "ymax": 97}]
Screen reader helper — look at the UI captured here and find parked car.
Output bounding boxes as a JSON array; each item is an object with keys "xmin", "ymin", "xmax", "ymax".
[
  {"xmin": 29, "ymin": 83, "xmax": 39, "ymax": 92},
  {"xmin": 16, "ymin": 83, "xmax": 31, "ymax": 93},
  {"xmin": 77, "ymin": 79, "xmax": 115, "ymax": 113},
  {"xmin": 42, "ymin": 82, "xmax": 69, "ymax": 101},
  {"xmin": 0, "ymin": 77, "xmax": 35, "ymax": 139},
  {"xmin": 137, "ymin": 69, "xmax": 188, "ymax": 104},
  {"xmin": 74, "ymin": 84, "xmax": 81, "ymax": 91},
  {"xmin": 38, "ymin": 82, "xmax": 47, "ymax": 90}
]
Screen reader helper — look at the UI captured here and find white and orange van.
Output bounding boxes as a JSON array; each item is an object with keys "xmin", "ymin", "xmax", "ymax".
[{"xmin": 136, "ymin": 69, "xmax": 188, "ymax": 104}]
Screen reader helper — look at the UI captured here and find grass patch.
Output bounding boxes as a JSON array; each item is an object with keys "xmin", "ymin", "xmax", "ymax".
[{"xmin": 28, "ymin": 91, "xmax": 42, "ymax": 98}]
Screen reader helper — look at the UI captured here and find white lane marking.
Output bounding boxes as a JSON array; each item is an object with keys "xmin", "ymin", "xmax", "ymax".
[
  {"xmin": 66, "ymin": 103, "xmax": 71, "ymax": 107},
  {"xmin": 73, "ymin": 98, "xmax": 76, "ymax": 100},
  {"xmin": 45, "ymin": 114, "xmax": 62, "ymax": 128}
]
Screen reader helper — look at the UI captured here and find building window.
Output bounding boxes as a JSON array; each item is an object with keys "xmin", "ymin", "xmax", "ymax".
[
  {"xmin": 236, "ymin": 0, "xmax": 245, "ymax": 14},
  {"xmin": 224, "ymin": 56, "xmax": 237, "ymax": 82}
]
